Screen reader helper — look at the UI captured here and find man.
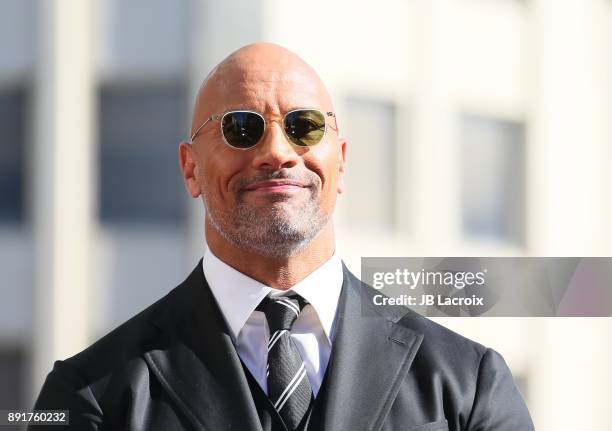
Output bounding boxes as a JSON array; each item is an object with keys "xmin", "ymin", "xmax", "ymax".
[{"xmin": 32, "ymin": 43, "xmax": 534, "ymax": 430}]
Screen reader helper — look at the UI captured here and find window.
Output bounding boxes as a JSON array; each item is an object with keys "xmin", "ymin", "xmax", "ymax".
[
  {"xmin": 344, "ymin": 97, "xmax": 397, "ymax": 231},
  {"xmin": 460, "ymin": 114, "xmax": 525, "ymax": 245},
  {"xmin": 0, "ymin": 88, "xmax": 25, "ymax": 223},
  {"xmin": 96, "ymin": 0, "xmax": 188, "ymax": 78},
  {"xmin": 98, "ymin": 84, "xmax": 188, "ymax": 223}
]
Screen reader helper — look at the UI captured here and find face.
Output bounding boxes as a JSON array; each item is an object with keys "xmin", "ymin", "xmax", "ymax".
[{"xmin": 180, "ymin": 55, "xmax": 347, "ymax": 258}]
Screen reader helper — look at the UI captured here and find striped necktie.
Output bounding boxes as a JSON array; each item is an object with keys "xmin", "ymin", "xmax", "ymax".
[{"xmin": 257, "ymin": 294, "xmax": 314, "ymax": 430}]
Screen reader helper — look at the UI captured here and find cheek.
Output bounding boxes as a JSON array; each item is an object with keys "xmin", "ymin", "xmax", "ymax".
[
  {"xmin": 200, "ymin": 149, "xmax": 249, "ymax": 200},
  {"xmin": 307, "ymin": 147, "xmax": 340, "ymax": 198}
]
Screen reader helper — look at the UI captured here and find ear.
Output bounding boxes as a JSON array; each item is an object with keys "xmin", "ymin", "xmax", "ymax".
[
  {"xmin": 178, "ymin": 141, "xmax": 202, "ymax": 198},
  {"xmin": 336, "ymin": 137, "xmax": 347, "ymax": 194}
]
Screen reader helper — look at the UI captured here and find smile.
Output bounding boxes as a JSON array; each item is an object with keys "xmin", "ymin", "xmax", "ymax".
[{"xmin": 244, "ymin": 180, "xmax": 308, "ymax": 194}]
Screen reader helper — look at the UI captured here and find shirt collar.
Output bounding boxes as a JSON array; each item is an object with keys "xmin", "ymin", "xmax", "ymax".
[{"xmin": 203, "ymin": 245, "xmax": 343, "ymax": 342}]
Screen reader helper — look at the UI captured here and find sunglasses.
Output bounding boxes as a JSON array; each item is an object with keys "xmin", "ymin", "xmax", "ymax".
[{"xmin": 190, "ymin": 108, "xmax": 336, "ymax": 149}]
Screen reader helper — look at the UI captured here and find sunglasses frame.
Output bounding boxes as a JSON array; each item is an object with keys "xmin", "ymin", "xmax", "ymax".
[{"xmin": 189, "ymin": 108, "xmax": 336, "ymax": 150}]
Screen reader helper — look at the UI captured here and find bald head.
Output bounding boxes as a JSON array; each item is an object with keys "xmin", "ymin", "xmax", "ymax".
[{"xmin": 191, "ymin": 43, "xmax": 335, "ymax": 136}]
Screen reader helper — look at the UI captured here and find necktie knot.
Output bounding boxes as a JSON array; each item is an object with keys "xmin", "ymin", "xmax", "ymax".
[{"xmin": 257, "ymin": 295, "xmax": 307, "ymax": 332}]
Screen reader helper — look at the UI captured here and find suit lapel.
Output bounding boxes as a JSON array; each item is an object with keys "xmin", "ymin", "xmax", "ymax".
[
  {"xmin": 140, "ymin": 259, "xmax": 422, "ymax": 431},
  {"xmin": 144, "ymin": 261, "xmax": 262, "ymax": 431},
  {"xmin": 317, "ymin": 264, "xmax": 424, "ymax": 431}
]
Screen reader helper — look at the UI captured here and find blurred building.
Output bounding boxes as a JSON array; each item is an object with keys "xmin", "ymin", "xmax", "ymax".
[{"xmin": 0, "ymin": 0, "xmax": 611, "ymax": 430}]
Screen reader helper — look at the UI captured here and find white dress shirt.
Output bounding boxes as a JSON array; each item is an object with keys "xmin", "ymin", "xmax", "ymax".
[{"xmin": 202, "ymin": 245, "xmax": 344, "ymax": 397}]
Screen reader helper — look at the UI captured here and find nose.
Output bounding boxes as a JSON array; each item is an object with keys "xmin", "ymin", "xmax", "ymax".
[{"xmin": 250, "ymin": 121, "xmax": 301, "ymax": 170}]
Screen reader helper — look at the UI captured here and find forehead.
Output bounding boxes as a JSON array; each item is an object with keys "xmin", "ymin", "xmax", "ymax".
[{"xmin": 210, "ymin": 67, "xmax": 331, "ymax": 115}]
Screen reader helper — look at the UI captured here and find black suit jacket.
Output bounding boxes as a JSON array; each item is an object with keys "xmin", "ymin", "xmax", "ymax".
[{"xmin": 31, "ymin": 260, "xmax": 534, "ymax": 430}]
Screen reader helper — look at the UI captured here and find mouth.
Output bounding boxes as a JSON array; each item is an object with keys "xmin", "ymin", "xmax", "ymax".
[{"xmin": 244, "ymin": 179, "xmax": 309, "ymax": 194}]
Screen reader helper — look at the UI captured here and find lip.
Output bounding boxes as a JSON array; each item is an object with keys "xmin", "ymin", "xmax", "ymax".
[{"xmin": 244, "ymin": 180, "xmax": 307, "ymax": 194}]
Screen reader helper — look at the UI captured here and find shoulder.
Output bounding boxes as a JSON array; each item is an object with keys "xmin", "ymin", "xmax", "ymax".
[
  {"xmin": 48, "ymin": 262, "xmax": 202, "ymax": 392},
  {"xmin": 349, "ymin": 270, "xmax": 533, "ymax": 429},
  {"xmin": 348, "ymin": 267, "xmax": 486, "ymax": 348},
  {"xmin": 348, "ymin": 267, "xmax": 489, "ymax": 369},
  {"xmin": 62, "ymin": 289, "xmax": 170, "ymax": 377}
]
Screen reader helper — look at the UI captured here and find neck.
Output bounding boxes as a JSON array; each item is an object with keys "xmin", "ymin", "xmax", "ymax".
[{"xmin": 204, "ymin": 221, "xmax": 336, "ymax": 290}]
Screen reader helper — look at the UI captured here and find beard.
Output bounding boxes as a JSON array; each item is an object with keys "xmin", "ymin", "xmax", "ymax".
[{"xmin": 202, "ymin": 169, "xmax": 331, "ymax": 258}]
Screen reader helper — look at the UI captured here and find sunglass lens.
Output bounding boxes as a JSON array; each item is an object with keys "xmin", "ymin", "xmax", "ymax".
[
  {"xmin": 221, "ymin": 112, "xmax": 265, "ymax": 149},
  {"xmin": 284, "ymin": 109, "xmax": 326, "ymax": 146}
]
